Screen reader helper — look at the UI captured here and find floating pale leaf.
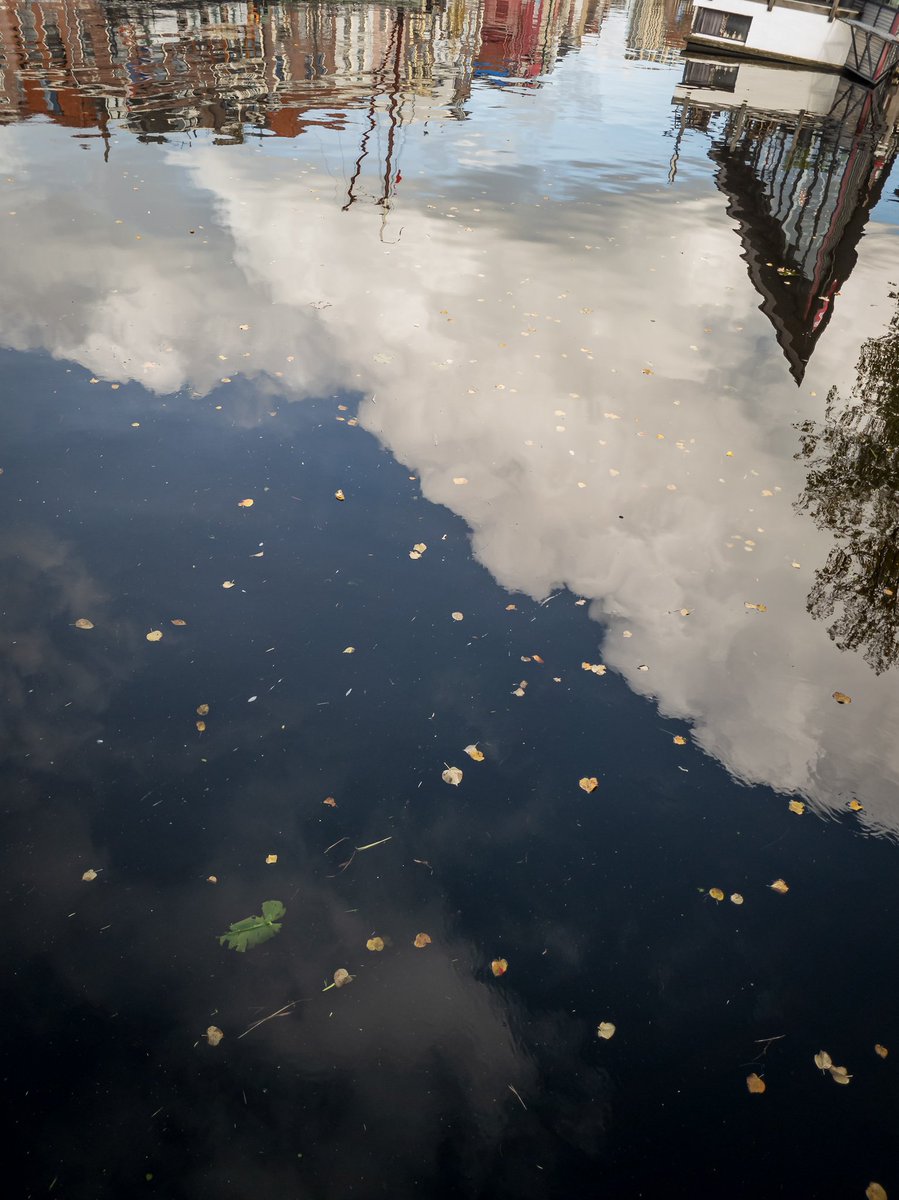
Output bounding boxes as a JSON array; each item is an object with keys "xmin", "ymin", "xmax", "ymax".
[
  {"xmin": 453, "ymin": 477, "xmax": 468, "ymax": 485},
  {"xmin": 866, "ymin": 1185, "xmax": 888, "ymax": 1200},
  {"xmin": 196, "ymin": 704, "xmax": 209, "ymax": 716},
  {"xmin": 196, "ymin": 720, "xmax": 206, "ymax": 733},
  {"xmin": 770, "ymin": 879, "xmax": 789, "ymax": 894},
  {"xmin": 82, "ymin": 868, "xmax": 98, "ymax": 882},
  {"xmin": 875, "ymin": 1043, "xmax": 889, "ymax": 1059},
  {"xmin": 442, "ymin": 766, "xmax": 463, "ymax": 787},
  {"xmin": 218, "ymin": 900, "xmax": 285, "ymax": 952},
  {"xmin": 366, "ymin": 937, "xmax": 385, "ymax": 952},
  {"xmin": 833, "ymin": 691, "xmax": 852, "ymax": 704},
  {"xmin": 505, "ymin": 604, "xmax": 517, "ymax": 611},
  {"xmin": 746, "ymin": 1073, "xmax": 766, "ymax": 1094},
  {"xmin": 343, "ymin": 646, "xmax": 355, "ymax": 654},
  {"xmin": 814, "ymin": 1051, "xmax": 833, "ymax": 1071},
  {"xmin": 491, "ymin": 958, "xmax": 509, "ymax": 977},
  {"xmin": 673, "ymin": 735, "xmax": 687, "ymax": 746},
  {"xmin": 237, "ymin": 498, "xmax": 254, "ymax": 508},
  {"xmin": 74, "ymin": 618, "xmax": 94, "ymax": 630},
  {"xmin": 730, "ymin": 893, "xmax": 744, "ymax": 905},
  {"xmin": 222, "ymin": 581, "xmax": 235, "ymax": 589},
  {"xmin": 464, "ymin": 745, "xmax": 485, "ymax": 762},
  {"xmin": 207, "ymin": 875, "xmax": 218, "ymax": 884},
  {"xmin": 709, "ymin": 888, "xmax": 724, "ymax": 902},
  {"xmin": 788, "ymin": 800, "xmax": 805, "ymax": 815},
  {"xmin": 206, "ymin": 1026, "xmax": 224, "ymax": 1046},
  {"xmin": 413, "ymin": 932, "xmax": 432, "ymax": 948},
  {"xmin": 829, "ymin": 1065, "xmax": 852, "ymax": 1085},
  {"xmin": 265, "ymin": 854, "xmax": 278, "ymax": 865},
  {"xmin": 333, "ymin": 968, "xmax": 352, "ymax": 988},
  {"xmin": 744, "ymin": 602, "xmax": 768, "ymax": 613},
  {"xmin": 334, "ymin": 489, "xmax": 345, "ymax": 502},
  {"xmin": 451, "ymin": 611, "xmax": 464, "ymax": 621},
  {"xmin": 171, "ymin": 618, "xmax": 187, "ymax": 626},
  {"xmin": 146, "ymin": 630, "xmax": 163, "ymax": 642},
  {"xmin": 579, "ymin": 777, "xmax": 599, "ymax": 794},
  {"xmin": 597, "ymin": 1022, "xmax": 616, "ymax": 1040}
]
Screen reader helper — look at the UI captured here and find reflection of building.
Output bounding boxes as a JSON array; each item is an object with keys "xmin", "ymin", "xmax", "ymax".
[
  {"xmin": 672, "ymin": 59, "xmax": 899, "ymax": 382},
  {"xmin": 0, "ymin": 0, "xmax": 601, "ymax": 140},
  {"xmin": 625, "ymin": 0, "xmax": 694, "ymax": 65}
]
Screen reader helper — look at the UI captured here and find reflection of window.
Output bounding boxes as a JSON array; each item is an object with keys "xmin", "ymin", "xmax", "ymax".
[
  {"xmin": 682, "ymin": 60, "xmax": 740, "ymax": 90},
  {"xmin": 694, "ymin": 7, "xmax": 753, "ymax": 42}
]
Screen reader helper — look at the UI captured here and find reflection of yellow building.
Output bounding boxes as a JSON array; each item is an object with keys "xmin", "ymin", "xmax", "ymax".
[
  {"xmin": 625, "ymin": 0, "xmax": 694, "ymax": 65},
  {"xmin": 0, "ymin": 0, "xmax": 602, "ymax": 138}
]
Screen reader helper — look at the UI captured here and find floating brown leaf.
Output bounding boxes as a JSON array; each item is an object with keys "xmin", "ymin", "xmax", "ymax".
[
  {"xmin": 491, "ymin": 958, "xmax": 509, "ymax": 977},
  {"xmin": 875, "ymin": 1043, "xmax": 889, "ymax": 1059},
  {"xmin": 464, "ymin": 744, "xmax": 485, "ymax": 762},
  {"xmin": 206, "ymin": 1026, "xmax": 224, "ymax": 1046},
  {"xmin": 788, "ymin": 800, "xmax": 805, "ymax": 815},
  {"xmin": 866, "ymin": 1183, "xmax": 888, "ymax": 1200},
  {"xmin": 196, "ymin": 704, "xmax": 209, "ymax": 716},
  {"xmin": 171, "ymin": 618, "xmax": 187, "ymax": 626},
  {"xmin": 74, "ymin": 618, "xmax": 94, "ymax": 630},
  {"xmin": 334, "ymin": 489, "xmax": 345, "ymax": 502},
  {"xmin": 770, "ymin": 879, "xmax": 790, "ymax": 894},
  {"xmin": 833, "ymin": 691, "xmax": 852, "ymax": 704},
  {"xmin": 413, "ymin": 932, "xmax": 432, "ymax": 949},
  {"xmin": 579, "ymin": 777, "xmax": 599, "ymax": 794},
  {"xmin": 708, "ymin": 888, "xmax": 724, "ymax": 902},
  {"xmin": 597, "ymin": 1022, "xmax": 616, "ymax": 1040},
  {"xmin": 82, "ymin": 868, "xmax": 98, "ymax": 882},
  {"xmin": 442, "ymin": 766, "xmax": 463, "ymax": 787},
  {"xmin": 746, "ymin": 1073, "xmax": 766, "ymax": 1095},
  {"xmin": 333, "ymin": 968, "xmax": 352, "ymax": 988},
  {"xmin": 366, "ymin": 937, "xmax": 385, "ymax": 952},
  {"xmin": 323, "ymin": 796, "xmax": 337, "ymax": 808},
  {"xmin": 146, "ymin": 630, "xmax": 163, "ymax": 642}
]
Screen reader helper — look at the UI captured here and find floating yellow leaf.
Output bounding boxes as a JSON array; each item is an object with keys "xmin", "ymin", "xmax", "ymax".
[
  {"xmin": 171, "ymin": 618, "xmax": 187, "ymax": 626},
  {"xmin": 334, "ymin": 489, "xmax": 345, "ymax": 501},
  {"xmin": 196, "ymin": 720, "xmax": 206, "ymax": 733},
  {"xmin": 453, "ymin": 477, "xmax": 468, "ymax": 485},
  {"xmin": 673, "ymin": 735, "xmax": 687, "ymax": 746},
  {"xmin": 679, "ymin": 608, "xmax": 692, "ymax": 616},
  {"xmin": 237, "ymin": 498, "xmax": 254, "ymax": 508},
  {"xmin": 74, "ymin": 618, "xmax": 94, "ymax": 630},
  {"xmin": 833, "ymin": 691, "xmax": 852, "ymax": 704},
  {"xmin": 366, "ymin": 937, "xmax": 385, "ymax": 952},
  {"xmin": 206, "ymin": 1026, "xmax": 224, "ymax": 1046},
  {"xmin": 343, "ymin": 646, "xmax": 355, "ymax": 654},
  {"xmin": 333, "ymin": 968, "xmax": 352, "ymax": 987},
  {"xmin": 597, "ymin": 1022, "xmax": 616, "ymax": 1040},
  {"xmin": 875, "ymin": 1043, "xmax": 889, "ymax": 1059},
  {"xmin": 265, "ymin": 854, "xmax": 278, "ymax": 865},
  {"xmin": 409, "ymin": 542, "xmax": 427, "ymax": 560},
  {"xmin": 146, "ymin": 630, "xmax": 163, "ymax": 642},
  {"xmin": 866, "ymin": 1185, "xmax": 888, "ymax": 1200},
  {"xmin": 746, "ymin": 1073, "xmax": 766, "ymax": 1094},
  {"xmin": 451, "ymin": 611, "xmax": 464, "ymax": 621},
  {"xmin": 581, "ymin": 662, "xmax": 607, "ymax": 676},
  {"xmin": 196, "ymin": 704, "xmax": 209, "ymax": 716},
  {"xmin": 413, "ymin": 932, "xmax": 432, "ymax": 948},
  {"xmin": 207, "ymin": 875, "xmax": 218, "ymax": 884},
  {"xmin": 442, "ymin": 766, "xmax": 463, "ymax": 787},
  {"xmin": 579, "ymin": 777, "xmax": 599, "ymax": 794},
  {"xmin": 709, "ymin": 888, "xmax": 724, "ymax": 902},
  {"xmin": 730, "ymin": 893, "xmax": 744, "ymax": 905},
  {"xmin": 491, "ymin": 958, "xmax": 509, "ymax": 977},
  {"xmin": 323, "ymin": 796, "xmax": 337, "ymax": 808},
  {"xmin": 464, "ymin": 744, "xmax": 485, "ymax": 762},
  {"xmin": 788, "ymin": 800, "xmax": 805, "ymax": 815},
  {"xmin": 222, "ymin": 580, "xmax": 235, "ymax": 589},
  {"xmin": 505, "ymin": 604, "xmax": 517, "ymax": 611},
  {"xmin": 744, "ymin": 602, "xmax": 768, "ymax": 613},
  {"xmin": 512, "ymin": 687, "xmax": 525, "ymax": 697},
  {"xmin": 82, "ymin": 868, "xmax": 98, "ymax": 882},
  {"xmin": 814, "ymin": 1050, "xmax": 832, "ymax": 1071},
  {"xmin": 849, "ymin": 799, "xmax": 864, "ymax": 812},
  {"xmin": 770, "ymin": 879, "xmax": 789, "ymax": 894}
]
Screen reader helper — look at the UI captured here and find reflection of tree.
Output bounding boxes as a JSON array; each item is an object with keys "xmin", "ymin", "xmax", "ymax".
[{"xmin": 797, "ymin": 292, "xmax": 899, "ymax": 674}]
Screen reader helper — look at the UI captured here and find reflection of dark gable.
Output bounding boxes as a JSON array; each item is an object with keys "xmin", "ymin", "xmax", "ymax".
[{"xmin": 709, "ymin": 114, "xmax": 888, "ymax": 384}]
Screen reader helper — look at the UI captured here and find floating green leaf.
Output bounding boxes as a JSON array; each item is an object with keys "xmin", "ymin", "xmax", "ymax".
[{"xmin": 218, "ymin": 900, "xmax": 286, "ymax": 952}]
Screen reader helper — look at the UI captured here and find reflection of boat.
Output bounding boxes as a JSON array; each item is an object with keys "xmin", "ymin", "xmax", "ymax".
[
  {"xmin": 686, "ymin": 0, "xmax": 899, "ymax": 83},
  {"xmin": 672, "ymin": 57, "xmax": 899, "ymax": 381}
]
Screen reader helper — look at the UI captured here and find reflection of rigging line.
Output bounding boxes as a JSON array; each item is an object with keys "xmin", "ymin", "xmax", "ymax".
[{"xmin": 342, "ymin": 8, "xmax": 403, "ymax": 212}]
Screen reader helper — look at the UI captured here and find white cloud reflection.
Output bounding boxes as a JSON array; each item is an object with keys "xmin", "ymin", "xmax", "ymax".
[{"xmin": 2, "ymin": 68, "xmax": 899, "ymax": 836}]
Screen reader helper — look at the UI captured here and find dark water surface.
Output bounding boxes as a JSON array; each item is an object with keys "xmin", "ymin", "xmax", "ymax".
[{"xmin": 2, "ymin": 2, "xmax": 899, "ymax": 1197}]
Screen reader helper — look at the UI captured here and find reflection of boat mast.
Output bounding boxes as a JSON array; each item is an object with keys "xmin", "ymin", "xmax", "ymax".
[{"xmin": 343, "ymin": 6, "xmax": 406, "ymax": 212}]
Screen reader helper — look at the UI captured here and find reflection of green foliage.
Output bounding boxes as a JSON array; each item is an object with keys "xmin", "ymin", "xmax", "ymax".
[
  {"xmin": 218, "ymin": 900, "xmax": 286, "ymax": 952},
  {"xmin": 797, "ymin": 293, "xmax": 899, "ymax": 674}
]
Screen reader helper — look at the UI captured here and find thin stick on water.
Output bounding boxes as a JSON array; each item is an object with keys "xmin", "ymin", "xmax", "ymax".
[
  {"xmin": 508, "ymin": 1084, "xmax": 527, "ymax": 1110},
  {"xmin": 237, "ymin": 1000, "xmax": 300, "ymax": 1040}
]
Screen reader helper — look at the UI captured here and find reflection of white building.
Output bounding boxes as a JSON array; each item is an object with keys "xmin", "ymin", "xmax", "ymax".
[{"xmin": 687, "ymin": 0, "xmax": 899, "ymax": 81}]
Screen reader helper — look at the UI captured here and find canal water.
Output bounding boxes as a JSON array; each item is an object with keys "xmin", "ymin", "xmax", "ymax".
[{"xmin": 2, "ymin": 2, "xmax": 898, "ymax": 1196}]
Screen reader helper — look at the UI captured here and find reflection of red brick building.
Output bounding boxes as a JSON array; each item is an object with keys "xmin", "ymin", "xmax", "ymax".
[{"xmin": 475, "ymin": 0, "xmax": 600, "ymax": 83}]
